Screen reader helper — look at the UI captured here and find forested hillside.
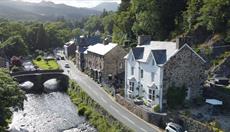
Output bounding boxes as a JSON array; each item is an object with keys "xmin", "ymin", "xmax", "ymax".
[
  {"xmin": 0, "ymin": 0, "xmax": 230, "ymax": 75},
  {"xmin": 0, "ymin": 0, "xmax": 100, "ymax": 21},
  {"xmin": 82, "ymin": 0, "xmax": 230, "ymax": 76},
  {"xmin": 83, "ymin": 0, "xmax": 230, "ymax": 46},
  {"xmin": 0, "ymin": 19, "xmax": 83, "ymax": 57}
]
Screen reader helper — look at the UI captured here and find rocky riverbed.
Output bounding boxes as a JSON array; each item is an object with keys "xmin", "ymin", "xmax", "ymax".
[{"xmin": 9, "ymin": 79, "xmax": 97, "ymax": 132}]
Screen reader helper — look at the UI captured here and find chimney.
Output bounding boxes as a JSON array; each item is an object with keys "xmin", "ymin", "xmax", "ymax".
[
  {"xmin": 176, "ymin": 36, "xmax": 192, "ymax": 49},
  {"xmin": 138, "ymin": 35, "xmax": 151, "ymax": 46},
  {"xmin": 103, "ymin": 38, "xmax": 110, "ymax": 45}
]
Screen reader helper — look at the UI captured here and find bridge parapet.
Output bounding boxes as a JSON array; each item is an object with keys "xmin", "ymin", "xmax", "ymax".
[
  {"xmin": 12, "ymin": 70, "xmax": 69, "ymax": 93},
  {"xmin": 11, "ymin": 69, "xmax": 64, "ymax": 76}
]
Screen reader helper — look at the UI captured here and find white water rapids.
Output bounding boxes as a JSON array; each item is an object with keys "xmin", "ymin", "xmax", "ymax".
[{"xmin": 9, "ymin": 79, "xmax": 97, "ymax": 132}]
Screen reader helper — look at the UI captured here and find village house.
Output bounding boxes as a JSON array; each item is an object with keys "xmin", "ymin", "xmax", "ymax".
[
  {"xmin": 75, "ymin": 35, "xmax": 101, "ymax": 71},
  {"xmin": 124, "ymin": 35, "xmax": 206, "ymax": 111},
  {"xmin": 64, "ymin": 39, "xmax": 76, "ymax": 58},
  {"xmin": 84, "ymin": 42, "xmax": 127, "ymax": 90}
]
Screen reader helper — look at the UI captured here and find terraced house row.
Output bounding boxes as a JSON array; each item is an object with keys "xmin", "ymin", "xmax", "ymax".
[{"xmin": 69, "ymin": 35, "xmax": 206, "ymax": 111}]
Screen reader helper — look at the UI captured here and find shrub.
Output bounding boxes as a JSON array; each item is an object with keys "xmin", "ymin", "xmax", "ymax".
[
  {"xmin": 153, "ymin": 104, "xmax": 160, "ymax": 112},
  {"xmin": 194, "ymin": 96, "xmax": 204, "ymax": 106},
  {"xmin": 84, "ymin": 108, "xmax": 93, "ymax": 119},
  {"xmin": 78, "ymin": 105, "xmax": 87, "ymax": 116},
  {"xmin": 36, "ymin": 56, "xmax": 42, "ymax": 61},
  {"xmin": 167, "ymin": 85, "xmax": 187, "ymax": 109},
  {"xmin": 209, "ymin": 120, "xmax": 221, "ymax": 129},
  {"xmin": 11, "ymin": 66, "xmax": 22, "ymax": 72}
]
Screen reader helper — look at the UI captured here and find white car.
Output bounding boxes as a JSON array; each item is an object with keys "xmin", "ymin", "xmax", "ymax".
[{"xmin": 165, "ymin": 122, "xmax": 185, "ymax": 132}]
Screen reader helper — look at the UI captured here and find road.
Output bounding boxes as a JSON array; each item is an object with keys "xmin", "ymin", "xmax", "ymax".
[{"xmin": 58, "ymin": 59, "xmax": 162, "ymax": 132}]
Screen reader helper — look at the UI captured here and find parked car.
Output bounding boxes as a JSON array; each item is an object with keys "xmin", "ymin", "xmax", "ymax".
[
  {"xmin": 65, "ymin": 63, "xmax": 70, "ymax": 68},
  {"xmin": 165, "ymin": 122, "xmax": 186, "ymax": 132},
  {"xmin": 61, "ymin": 56, "xmax": 65, "ymax": 60}
]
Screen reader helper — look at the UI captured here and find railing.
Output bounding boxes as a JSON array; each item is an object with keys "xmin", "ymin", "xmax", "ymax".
[{"xmin": 10, "ymin": 69, "xmax": 64, "ymax": 76}]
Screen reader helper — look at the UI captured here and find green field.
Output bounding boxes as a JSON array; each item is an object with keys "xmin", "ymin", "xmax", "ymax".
[{"xmin": 33, "ymin": 58, "xmax": 59, "ymax": 70}]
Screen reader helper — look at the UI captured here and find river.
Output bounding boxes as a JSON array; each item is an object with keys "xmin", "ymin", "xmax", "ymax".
[{"xmin": 9, "ymin": 79, "xmax": 96, "ymax": 132}]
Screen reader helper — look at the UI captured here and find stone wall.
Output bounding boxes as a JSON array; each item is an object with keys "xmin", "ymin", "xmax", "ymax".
[
  {"xmin": 84, "ymin": 45, "xmax": 126, "ymax": 88},
  {"xmin": 116, "ymin": 94, "xmax": 216, "ymax": 132},
  {"xmin": 104, "ymin": 45, "xmax": 126, "ymax": 80},
  {"xmin": 115, "ymin": 94, "xmax": 167, "ymax": 127},
  {"xmin": 162, "ymin": 45, "xmax": 206, "ymax": 108},
  {"xmin": 85, "ymin": 52, "xmax": 104, "ymax": 72},
  {"xmin": 177, "ymin": 115, "xmax": 213, "ymax": 132}
]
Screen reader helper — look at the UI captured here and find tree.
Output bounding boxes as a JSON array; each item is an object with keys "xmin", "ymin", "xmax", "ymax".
[
  {"xmin": 102, "ymin": 13, "xmax": 115, "ymax": 35},
  {"xmin": 72, "ymin": 28, "xmax": 83, "ymax": 37},
  {"xmin": 0, "ymin": 35, "xmax": 28, "ymax": 57},
  {"xmin": 118, "ymin": 0, "xmax": 131, "ymax": 12},
  {"xmin": 35, "ymin": 24, "xmax": 48, "ymax": 50},
  {"xmin": 183, "ymin": 0, "xmax": 204, "ymax": 32},
  {"xmin": 0, "ymin": 68, "xmax": 25, "ymax": 131},
  {"xmin": 131, "ymin": 0, "xmax": 187, "ymax": 40},
  {"xmin": 84, "ymin": 16, "xmax": 103, "ymax": 33},
  {"xmin": 198, "ymin": 0, "xmax": 230, "ymax": 32}
]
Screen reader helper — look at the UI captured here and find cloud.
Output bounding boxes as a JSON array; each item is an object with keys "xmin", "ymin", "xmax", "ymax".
[{"xmin": 20, "ymin": 0, "xmax": 121, "ymax": 7}]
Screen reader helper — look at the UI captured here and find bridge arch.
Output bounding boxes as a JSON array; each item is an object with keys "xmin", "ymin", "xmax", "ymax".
[{"xmin": 12, "ymin": 70, "xmax": 69, "ymax": 93}]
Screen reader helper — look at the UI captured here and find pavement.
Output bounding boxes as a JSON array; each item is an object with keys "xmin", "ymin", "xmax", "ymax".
[{"xmin": 57, "ymin": 59, "xmax": 162, "ymax": 132}]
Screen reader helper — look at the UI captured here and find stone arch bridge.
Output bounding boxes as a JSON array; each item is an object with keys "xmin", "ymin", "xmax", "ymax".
[{"xmin": 11, "ymin": 70, "xmax": 69, "ymax": 93}]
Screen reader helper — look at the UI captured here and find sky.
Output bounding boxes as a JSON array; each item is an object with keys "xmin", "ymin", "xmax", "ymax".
[{"xmin": 19, "ymin": 0, "xmax": 121, "ymax": 8}]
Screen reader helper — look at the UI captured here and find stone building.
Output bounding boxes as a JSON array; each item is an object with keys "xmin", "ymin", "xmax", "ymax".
[
  {"xmin": 84, "ymin": 42, "xmax": 127, "ymax": 90},
  {"xmin": 64, "ymin": 40, "xmax": 76, "ymax": 58},
  {"xmin": 75, "ymin": 35, "xmax": 101, "ymax": 71},
  {"xmin": 124, "ymin": 35, "xmax": 206, "ymax": 111}
]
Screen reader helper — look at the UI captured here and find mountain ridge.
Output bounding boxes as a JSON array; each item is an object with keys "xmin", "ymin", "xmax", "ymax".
[
  {"xmin": 92, "ymin": 2, "xmax": 119, "ymax": 11},
  {"xmin": 0, "ymin": 0, "xmax": 101, "ymax": 21}
]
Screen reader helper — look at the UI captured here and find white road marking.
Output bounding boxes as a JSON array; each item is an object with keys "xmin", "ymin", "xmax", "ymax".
[
  {"xmin": 100, "ymin": 97, "xmax": 108, "ymax": 104},
  {"xmin": 110, "ymin": 105, "xmax": 120, "ymax": 113},
  {"xmin": 121, "ymin": 115, "xmax": 135, "ymax": 125},
  {"xmin": 140, "ymin": 127, "xmax": 148, "ymax": 132}
]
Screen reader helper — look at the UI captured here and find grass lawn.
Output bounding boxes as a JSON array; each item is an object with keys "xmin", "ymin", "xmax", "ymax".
[{"xmin": 33, "ymin": 59, "xmax": 59, "ymax": 70}]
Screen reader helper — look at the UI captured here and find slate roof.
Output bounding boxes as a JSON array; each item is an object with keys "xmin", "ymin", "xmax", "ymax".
[
  {"xmin": 151, "ymin": 50, "xmax": 166, "ymax": 64},
  {"xmin": 76, "ymin": 35, "xmax": 101, "ymax": 46},
  {"xmin": 132, "ymin": 47, "xmax": 144, "ymax": 59},
  {"xmin": 124, "ymin": 41, "xmax": 178, "ymax": 65},
  {"xmin": 85, "ymin": 43, "xmax": 117, "ymax": 56}
]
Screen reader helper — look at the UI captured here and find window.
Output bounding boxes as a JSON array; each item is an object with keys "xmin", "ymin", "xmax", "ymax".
[
  {"xmin": 148, "ymin": 89, "xmax": 155, "ymax": 100},
  {"xmin": 151, "ymin": 72, "xmax": 155, "ymax": 82},
  {"xmin": 131, "ymin": 67, "xmax": 134, "ymax": 75},
  {"xmin": 119, "ymin": 62, "xmax": 123, "ymax": 69},
  {"xmin": 129, "ymin": 82, "xmax": 134, "ymax": 91},
  {"xmin": 140, "ymin": 69, "xmax": 143, "ymax": 78}
]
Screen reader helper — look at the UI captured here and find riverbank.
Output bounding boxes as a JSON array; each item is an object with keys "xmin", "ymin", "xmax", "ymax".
[{"xmin": 68, "ymin": 80, "xmax": 133, "ymax": 132}]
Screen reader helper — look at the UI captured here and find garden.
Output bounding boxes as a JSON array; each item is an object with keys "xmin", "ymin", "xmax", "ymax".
[{"xmin": 33, "ymin": 56, "xmax": 59, "ymax": 70}]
